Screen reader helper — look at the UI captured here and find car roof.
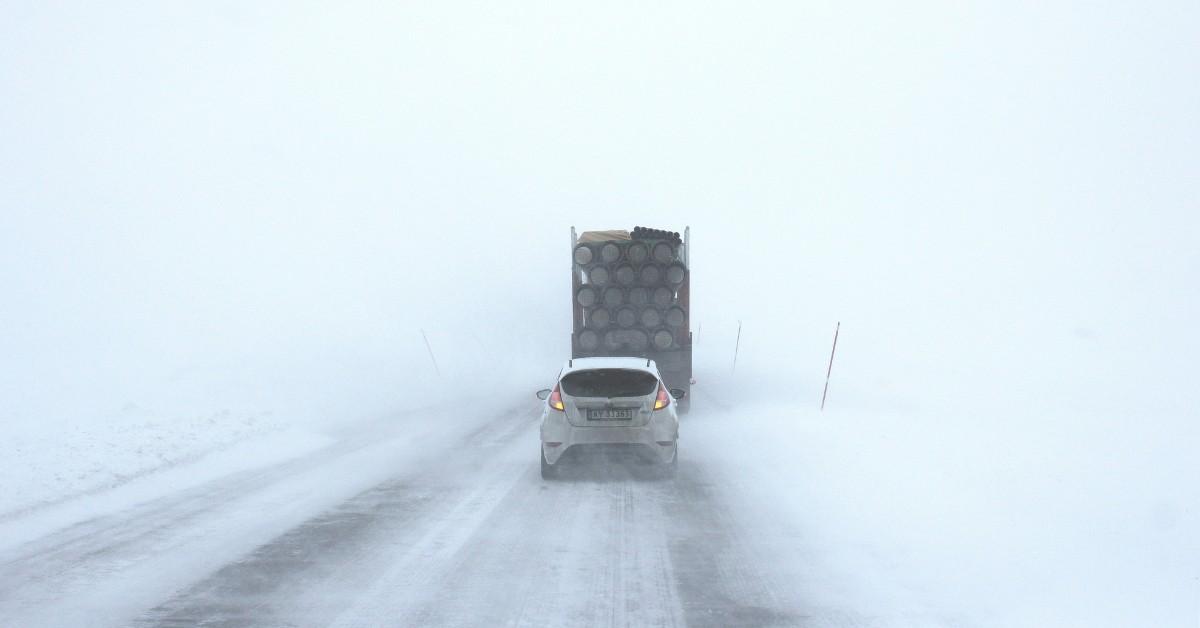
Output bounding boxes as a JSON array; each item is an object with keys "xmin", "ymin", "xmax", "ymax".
[{"xmin": 560, "ymin": 356, "xmax": 659, "ymax": 376}]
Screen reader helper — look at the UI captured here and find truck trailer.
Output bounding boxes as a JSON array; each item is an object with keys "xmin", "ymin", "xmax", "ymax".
[{"xmin": 569, "ymin": 226, "xmax": 692, "ymax": 413}]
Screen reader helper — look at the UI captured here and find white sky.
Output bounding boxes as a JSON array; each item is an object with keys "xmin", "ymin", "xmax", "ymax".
[{"xmin": 1, "ymin": 1, "xmax": 1197, "ymax": 417}]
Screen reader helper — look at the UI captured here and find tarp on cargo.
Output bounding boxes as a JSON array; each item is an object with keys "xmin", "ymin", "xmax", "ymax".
[{"xmin": 578, "ymin": 229, "xmax": 631, "ymax": 243}]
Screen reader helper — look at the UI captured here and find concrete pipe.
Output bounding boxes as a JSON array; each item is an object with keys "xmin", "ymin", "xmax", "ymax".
[
  {"xmin": 588, "ymin": 307, "xmax": 612, "ymax": 329},
  {"xmin": 602, "ymin": 287, "xmax": 624, "ymax": 308},
  {"xmin": 575, "ymin": 286, "xmax": 598, "ymax": 308},
  {"xmin": 614, "ymin": 264, "xmax": 637, "ymax": 286},
  {"xmin": 651, "ymin": 329, "xmax": 674, "ymax": 350},
  {"xmin": 587, "ymin": 265, "xmax": 610, "ymax": 286},
  {"xmin": 573, "ymin": 244, "xmax": 594, "ymax": 266},
  {"xmin": 652, "ymin": 286, "xmax": 673, "ymax": 308},
  {"xmin": 626, "ymin": 242, "xmax": 649, "ymax": 264},
  {"xmin": 665, "ymin": 306, "xmax": 686, "ymax": 328},
  {"xmin": 640, "ymin": 307, "xmax": 662, "ymax": 328},
  {"xmin": 651, "ymin": 241, "xmax": 676, "ymax": 264},
  {"xmin": 639, "ymin": 264, "xmax": 662, "ymax": 286},
  {"xmin": 615, "ymin": 306, "xmax": 638, "ymax": 328},
  {"xmin": 665, "ymin": 263, "xmax": 686, "ymax": 286},
  {"xmin": 600, "ymin": 242, "xmax": 622, "ymax": 264},
  {"xmin": 628, "ymin": 329, "xmax": 650, "ymax": 351},
  {"xmin": 577, "ymin": 328, "xmax": 600, "ymax": 351}
]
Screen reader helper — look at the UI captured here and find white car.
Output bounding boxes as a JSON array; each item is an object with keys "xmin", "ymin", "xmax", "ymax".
[{"xmin": 536, "ymin": 357, "xmax": 683, "ymax": 479}]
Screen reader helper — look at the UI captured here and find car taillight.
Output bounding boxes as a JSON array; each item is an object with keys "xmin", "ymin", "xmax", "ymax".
[
  {"xmin": 549, "ymin": 384, "xmax": 565, "ymax": 411},
  {"xmin": 653, "ymin": 383, "xmax": 670, "ymax": 410}
]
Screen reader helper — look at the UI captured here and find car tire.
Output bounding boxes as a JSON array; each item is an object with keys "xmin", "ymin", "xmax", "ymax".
[{"xmin": 540, "ymin": 445, "xmax": 558, "ymax": 480}]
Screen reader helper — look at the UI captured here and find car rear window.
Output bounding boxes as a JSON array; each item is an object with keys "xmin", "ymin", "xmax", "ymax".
[{"xmin": 560, "ymin": 369, "xmax": 658, "ymax": 398}]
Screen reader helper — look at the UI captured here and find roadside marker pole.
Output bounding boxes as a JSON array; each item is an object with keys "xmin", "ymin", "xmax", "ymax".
[
  {"xmin": 420, "ymin": 329, "xmax": 441, "ymax": 377},
  {"xmin": 732, "ymin": 320, "xmax": 742, "ymax": 374},
  {"xmin": 821, "ymin": 321, "xmax": 840, "ymax": 411}
]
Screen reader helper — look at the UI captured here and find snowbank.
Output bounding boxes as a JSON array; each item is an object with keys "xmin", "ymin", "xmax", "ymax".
[
  {"xmin": 1, "ymin": 406, "xmax": 295, "ymax": 517},
  {"xmin": 0, "ymin": 339, "xmax": 547, "ymax": 523}
]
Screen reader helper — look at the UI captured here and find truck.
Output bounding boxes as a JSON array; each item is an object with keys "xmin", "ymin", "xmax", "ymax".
[{"xmin": 569, "ymin": 226, "xmax": 692, "ymax": 413}]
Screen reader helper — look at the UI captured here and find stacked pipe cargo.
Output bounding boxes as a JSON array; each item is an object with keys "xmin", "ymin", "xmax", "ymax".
[
  {"xmin": 571, "ymin": 227, "xmax": 689, "ymax": 356},
  {"xmin": 631, "ymin": 226, "xmax": 683, "ymax": 244}
]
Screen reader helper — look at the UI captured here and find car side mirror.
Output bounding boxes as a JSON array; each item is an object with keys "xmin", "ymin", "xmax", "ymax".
[
  {"xmin": 670, "ymin": 388, "xmax": 686, "ymax": 399},
  {"xmin": 536, "ymin": 388, "xmax": 552, "ymax": 400}
]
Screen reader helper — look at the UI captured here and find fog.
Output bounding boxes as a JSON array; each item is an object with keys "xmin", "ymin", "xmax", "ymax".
[{"xmin": 2, "ymin": 2, "xmax": 1197, "ymax": 626}]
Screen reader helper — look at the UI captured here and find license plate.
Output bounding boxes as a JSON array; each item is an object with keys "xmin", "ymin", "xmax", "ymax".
[{"xmin": 587, "ymin": 408, "xmax": 634, "ymax": 420}]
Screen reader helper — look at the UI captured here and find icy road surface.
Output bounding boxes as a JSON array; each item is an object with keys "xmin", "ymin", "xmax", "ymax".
[{"xmin": 0, "ymin": 396, "xmax": 945, "ymax": 628}]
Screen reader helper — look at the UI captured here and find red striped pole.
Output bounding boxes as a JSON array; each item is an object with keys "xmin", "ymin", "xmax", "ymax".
[{"xmin": 821, "ymin": 322, "xmax": 840, "ymax": 411}]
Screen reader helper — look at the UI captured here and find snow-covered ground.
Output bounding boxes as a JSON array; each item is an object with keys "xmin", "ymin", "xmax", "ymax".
[
  {"xmin": 3, "ymin": 373, "xmax": 1192, "ymax": 628},
  {"xmin": 691, "ymin": 378, "xmax": 1200, "ymax": 628},
  {"xmin": 0, "ymin": 350, "xmax": 534, "ymax": 537},
  {"xmin": 2, "ymin": 406, "xmax": 291, "ymax": 517},
  {"xmin": 3, "ymin": 1, "xmax": 1198, "ymax": 626}
]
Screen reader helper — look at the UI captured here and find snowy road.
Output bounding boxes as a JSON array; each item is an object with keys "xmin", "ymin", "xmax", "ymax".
[{"xmin": 0, "ymin": 397, "xmax": 913, "ymax": 628}]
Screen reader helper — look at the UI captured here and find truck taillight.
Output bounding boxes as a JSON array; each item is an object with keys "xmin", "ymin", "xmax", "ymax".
[
  {"xmin": 653, "ymin": 383, "xmax": 670, "ymax": 410},
  {"xmin": 549, "ymin": 385, "xmax": 565, "ymax": 411}
]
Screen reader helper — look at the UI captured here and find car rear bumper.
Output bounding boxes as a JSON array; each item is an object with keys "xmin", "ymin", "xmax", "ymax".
[{"xmin": 541, "ymin": 414, "xmax": 677, "ymax": 464}]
